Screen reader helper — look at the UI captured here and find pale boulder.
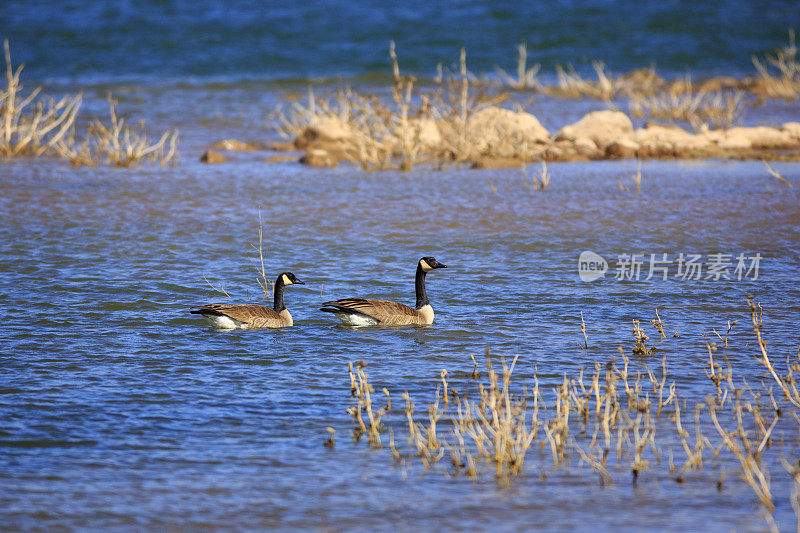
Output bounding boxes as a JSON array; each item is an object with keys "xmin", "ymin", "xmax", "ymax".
[
  {"xmin": 782, "ymin": 122, "xmax": 800, "ymax": 141},
  {"xmin": 555, "ymin": 110, "xmax": 634, "ymax": 147},
  {"xmin": 605, "ymin": 138, "xmax": 640, "ymax": 159},
  {"xmin": 701, "ymin": 126, "xmax": 797, "ymax": 151},
  {"xmin": 300, "ymin": 149, "xmax": 338, "ymax": 168},
  {"xmin": 295, "ymin": 116, "xmax": 354, "ymax": 149},
  {"xmin": 466, "ymin": 107, "xmax": 550, "ymax": 157},
  {"xmin": 396, "ymin": 118, "xmax": 442, "ymax": 149},
  {"xmin": 200, "ymin": 149, "xmax": 227, "ymax": 164},
  {"xmin": 701, "ymin": 129, "xmax": 750, "ymax": 150},
  {"xmin": 730, "ymin": 127, "xmax": 795, "ymax": 149},
  {"xmin": 633, "ymin": 124, "xmax": 714, "ymax": 157},
  {"xmin": 210, "ymin": 139, "xmax": 259, "ymax": 151},
  {"xmin": 573, "ymin": 137, "xmax": 599, "ymax": 156}
]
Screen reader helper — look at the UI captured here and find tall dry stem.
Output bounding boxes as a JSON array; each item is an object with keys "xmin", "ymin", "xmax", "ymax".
[{"xmin": 1, "ymin": 39, "xmax": 82, "ymax": 157}]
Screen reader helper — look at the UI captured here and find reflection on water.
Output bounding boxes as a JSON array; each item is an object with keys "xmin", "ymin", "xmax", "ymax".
[{"xmin": 1, "ymin": 147, "xmax": 799, "ymax": 530}]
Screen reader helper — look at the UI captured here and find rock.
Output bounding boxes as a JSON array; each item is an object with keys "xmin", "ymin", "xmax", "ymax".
[
  {"xmin": 200, "ymin": 149, "xmax": 227, "ymax": 164},
  {"xmin": 555, "ymin": 110, "xmax": 634, "ymax": 148},
  {"xmin": 264, "ymin": 155, "xmax": 299, "ymax": 163},
  {"xmin": 697, "ymin": 126, "xmax": 797, "ymax": 152},
  {"xmin": 466, "ymin": 106, "xmax": 550, "ymax": 157},
  {"xmin": 295, "ymin": 116, "xmax": 354, "ymax": 150},
  {"xmin": 705, "ymin": 129, "xmax": 752, "ymax": 150},
  {"xmin": 605, "ymin": 139, "xmax": 640, "ymax": 159},
  {"xmin": 300, "ymin": 149, "xmax": 338, "ymax": 168},
  {"xmin": 396, "ymin": 118, "xmax": 442, "ymax": 149},
  {"xmin": 782, "ymin": 122, "xmax": 800, "ymax": 141},
  {"xmin": 268, "ymin": 141, "xmax": 298, "ymax": 152},
  {"xmin": 543, "ymin": 145, "xmax": 564, "ymax": 161},
  {"xmin": 633, "ymin": 124, "xmax": 713, "ymax": 158},
  {"xmin": 697, "ymin": 77, "xmax": 745, "ymax": 93},
  {"xmin": 735, "ymin": 127, "xmax": 795, "ymax": 149},
  {"xmin": 637, "ymin": 141, "xmax": 674, "ymax": 159},
  {"xmin": 471, "ymin": 156, "xmax": 525, "ymax": 169},
  {"xmin": 209, "ymin": 139, "xmax": 259, "ymax": 151},
  {"xmin": 573, "ymin": 137, "xmax": 599, "ymax": 156}
]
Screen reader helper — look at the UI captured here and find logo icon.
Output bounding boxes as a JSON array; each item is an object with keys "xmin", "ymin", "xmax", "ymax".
[{"xmin": 579, "ymin": 251, "xmax": 608, "ymax": 282}]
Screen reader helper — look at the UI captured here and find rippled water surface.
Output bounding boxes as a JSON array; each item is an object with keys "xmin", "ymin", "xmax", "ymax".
[
  {"xmin": 3, "ymin": 2, "xmax": 800, "ymax": 529},
  {"xmin": 3, "ymin": 0, "xmax": 800, "ymax": 83},
  {"xmin": 2, "ymin": 139, "xmax": 800, "ymax": 529}
]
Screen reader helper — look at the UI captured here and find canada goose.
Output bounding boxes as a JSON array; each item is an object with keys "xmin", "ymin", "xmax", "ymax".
[
  {"xmin": 320, "ymin": 256, "xmax": 447, "ymax": 326},
  {"xmin": 191, "ymin": 272, "xmax": 304, "ymax": 329}
]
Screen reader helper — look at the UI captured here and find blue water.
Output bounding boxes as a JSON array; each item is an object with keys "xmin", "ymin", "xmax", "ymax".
[
  {"xmin": 2, "ymin": 0, "xmax": 800, "ymax": 84},
  {"xmin": 1, "ymin": 155, "xmax": 800, "ymax": 530},
  {"xmin": 3, "ymin": 2, "xmax": 800, "ymax": 530}
]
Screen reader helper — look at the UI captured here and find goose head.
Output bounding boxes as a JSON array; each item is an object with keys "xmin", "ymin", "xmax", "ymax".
[
  {"xmin": 419, "ymin": 256, "xmax": 447, "ymax": 272},
  {"xmin": 278, "ymin": 272, "xmax": 305, "ymax": 286}
]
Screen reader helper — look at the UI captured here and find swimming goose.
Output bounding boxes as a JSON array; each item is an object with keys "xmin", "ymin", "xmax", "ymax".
[
  {"xmin": 320, "ymin": 256, "xmax": 447, "ymax": 326},
  {"xmin": 191, "ymin": 272, "xmax": 304, "ymax": 329}
]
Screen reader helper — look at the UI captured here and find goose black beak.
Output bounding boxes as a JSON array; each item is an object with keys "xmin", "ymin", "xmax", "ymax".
[
  {"xmin": 295, "ymin": 279, "xmax": 306, "ymax": 285},
  {"xmin": 436, "ymin": 263, "xmax": 448, "ymax": 269}
]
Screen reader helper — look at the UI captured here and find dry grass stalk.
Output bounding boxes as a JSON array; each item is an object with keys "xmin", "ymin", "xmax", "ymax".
[
  {"xmin": 339, "ymin": 299, "xmax": 800, "ymax": 528},
  {"xmin": 764, "ymin": 161, "xmax": 794, "ymax": 189},
  {"xmin": 781, "ymin": 457, "xmax": 800, "ymax": 532},
  {"xmin": 549, "ymin": 61, "xmax": 617, "ymax": 101},
  {"xmin": 651, "ymin": 308, "xmax": 666, "ymax": 339},
  {"xmin": 346, "ymin": 361, "xmax": 384, "ymax": 448},
  {"xmin": 708, "ymin": 393, "xmax": 775, "ymax": 511},
  {"xmin": 1, "ymin": 39, "xmax": 82, "ymax": 157},
  {"xmin": 751, "ymin": 30, "xmax": 800, "ymax": 101},
  {"xmin": 57, "ymin": 95, "xmax": 178, "ymax": 167},
  {"xmin": 203, "ymin": 275, "xmax": 231, "ymax": 298},
  {"xmin": 631, "ymin": 319, "xmax": 652, "ymax": 355},
  {"xmin": 324, "ymin": 427, "xmax": 335, "ymax": 448},
  {"xmin": 747, "ymin": 296, "xmax": 800, "ymax": 409},
  {"xmin": 496, "ymin": 42, "xmax": 543, "ymax": 91},
  {"xmin": 629, "ymin": 79, "xmax": 747, "ymax": 130},
  {"xmin": 273, "ymin": 45, "xmax": 504, "ymax": 171},
  {"xmin": 579, "ymin": 311, "xmax": 588, "ymax": 349},
  {"xmin": 631, "ymin": 160, "xmax": 643, "ymax": 194},
  {"xmin": 712, "ymin": 319, "xmax": 737, "ymax": 347},
  {"xmin": 248, "ymin": 207, "xmax": 270, "ymax": 298},
  {"xmin": 526, "ymin": 161, "xmax": 551, "ymax": 191}
]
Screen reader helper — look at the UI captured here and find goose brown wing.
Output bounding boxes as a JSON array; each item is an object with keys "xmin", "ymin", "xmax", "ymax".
[
  {"xmin": 192, "ymin": 303, "xmax": 280, "ymax": 323},
  {"xmin": 321, "ymin": 298, "xmax": 418, "ymax": 323}
]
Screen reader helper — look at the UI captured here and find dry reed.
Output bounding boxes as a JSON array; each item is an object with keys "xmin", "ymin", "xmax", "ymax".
[
  {"xmin": 57, "ymin": 95, "xmax": 178, "ymax": 167},
  {"xmin": 273, "ymin": 45, "xmax": 506, "ymax": 171},
  {"xmin": 764, "ymin": 161, "xmax": 794, "ymax": 189},
  {"xmin": 495, "ymin": 42, "xmax": 543, "ymax": 91},
  {"xmin": 1, "ymin": 39, "xmax": 82, "ymax": 158},
  {"xmin": 248, "ymin": 207, "xmax": 270, "ymax": 298},
  {"xmin": 338, "ymin": 297, "xmax": 800, "ymax": 528},
  {"xmin": 751, "ymin": 30, "xmax": 800, "ymax": 101},
  {"xmin": 628, "ymin": 78, "xmax": 748, "ymax": 130}
]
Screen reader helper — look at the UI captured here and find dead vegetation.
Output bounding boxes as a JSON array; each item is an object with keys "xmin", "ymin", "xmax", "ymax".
[
  {"xmin": 339, "ymin": 298, "xmax": 800, "ymax": 529},
  {"xmin": 56, "ymin": 96, "xmax": 178, "ymax": 167},
  {"xmin": 272, "ymin": 33, "xmax": 800, "ymax": 170},
  {"xmin": 274, "ymin": 43, "xmax": 508, "ymax": 171},
  {"xmin": 751, "ymin": 29, "xmax": 800, "ymax": 101},
  {"xmin": 1, "ymin": 39, "xmax": 179, "ymax": 167},
  {"xmin": 1, "ymin": 40, "xmax": 81, "ymax": 157},
  {"xmin": 628, "ymin": 81, "xmax": 748, "ymax": 131},
  {"xmin": 201, "ymin": 208, "xmax": 272, "ymax": 301}
]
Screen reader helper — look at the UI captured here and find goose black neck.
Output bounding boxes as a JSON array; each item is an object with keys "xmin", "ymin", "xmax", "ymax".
[
  {"xmin": 273, "ymin": 277, "xmax": 286, "ymax": 312},
  {"xmin": 415, "ymin": 264, "xmax": 429, "ymax": 309}
]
